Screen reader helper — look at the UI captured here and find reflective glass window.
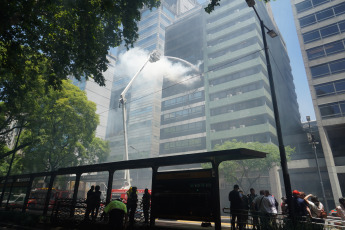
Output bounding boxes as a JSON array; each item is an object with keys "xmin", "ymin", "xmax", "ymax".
[
  {"xmin": 334, "ymin": 2, "xmax": 345, "ymax": 15},
  {"xmin": 316, "ymin": 8, "xmax": 334, "ymax": 22},
  {"xmin": 339, "ymin": 21, "xmax": 345, "ymax": 32},
  {"xmin": 325, "ymin": 40, "xmax": 345, "ymax": 55},
  {"xmin": 296, "ymin": 0, "xmax": 312, "ymax": 13},
  {"xmin": 340, "ymin": 102, "xmax": 345, "ymax": 114},
  {"xmin": 306, "ymin": 46, "xmax": 325, "ymax": 60},
  {"xmin": 312, "ymin": 0, "xmax": 328, "ymax": 6},
  {"xmin": 315, "ymin": 83, "xmax": 335, "ymax": 97},
  {"xmin": 335, "ymin": 80, "xmax": 345, "ymax": 93},
  {"xmin": 300, "ymin": 15, "xmax": 317, "ymax": 27},
  {"xmin": 319, "ymin": 103, "xmax": 341, "ymax": 118},
  {"xmin": 330, "ymin": 59, "xmax": 345, "ymax": 74},
  {"xmin": 320, "ymin": 24, "xmax": 339, "ymax": 38},
  {"xmin": 163, "ymin": 6, "xmax": 175, "ymax": 19},
  {"xmin": 310, "ymin": 64, "xmax": 330, "ymax": 78},
  {"xmin": 303, "ymin": 30, "xmax": 320, "ymax": 43}
]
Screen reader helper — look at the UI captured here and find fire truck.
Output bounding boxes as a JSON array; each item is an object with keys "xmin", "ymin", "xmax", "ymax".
[
  {"xmin": 28, "ymin": 188, "xmax": 71, "ymax": 209},
  {"xmin": 111, "ymin": 188, "xmax": 151, "ymax": 203}
]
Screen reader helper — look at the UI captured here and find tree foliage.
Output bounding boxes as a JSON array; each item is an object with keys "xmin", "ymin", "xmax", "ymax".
[
  {"xmin": 0, "ymin": 0, "xmax": 160, "ymax": 109},
  {"xmin": 16, "ymin": 80, "xmax": 110, "ymax": 173},
  {"xmin": 214, "ymin": 140, "xmax": 294, "ymax": 193},
  {"xmin": 205, "ymin": 0, "xmax": 272, "ymax": 14}
]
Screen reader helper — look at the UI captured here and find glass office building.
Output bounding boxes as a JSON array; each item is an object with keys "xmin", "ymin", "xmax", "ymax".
[
  {"xmin": 161, "ymin": 0, "xmax": 301, "ymax": 202},
  {"xmin": 291, "ymin": 0, "xmax": 345, "ymax": 205},
  {"xmin": 105, "ymin": 1, "xmax": 198, "ymax": 163}
]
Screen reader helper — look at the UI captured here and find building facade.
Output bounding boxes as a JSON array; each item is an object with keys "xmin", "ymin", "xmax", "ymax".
[
  {"xmin": 291, "ymin": 0, "xmax": 345, "ymax": 204},
  {"xmin": 161, "ymin": 0, "xmax": 302, "ymax": 204},
  {"xmin": 106, "ymin": 1, "xmax": 198, "ymax": 163},
  {"xmin": 71, "ymin": 54, "xmax": 115, "ymax": 139}
]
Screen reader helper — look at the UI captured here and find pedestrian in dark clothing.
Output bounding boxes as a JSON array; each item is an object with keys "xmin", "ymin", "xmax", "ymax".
[
  {"xmin": 91, "ymin": 185, "xmax": 102, "ymax": 221},
  {"xmin": 85, "ymin": 185, "xmax": 95, "ymax": 220},
  {"xmin": 240, "ymin": 190, "xmax": 249, "ymax": 229},
  {"xmin": 248, "ymin": 188, "xmax": 259, "ymax": 230},
  {"xmin": 128, "ymin": 186, "xmax": 138, "ymax": 225},
  {"xmin": 142, "ymin": 188, "xmax": 151, "ymax": 224},
  {"xmin": 292, "ymin": 190, "xmax": 309, "ymax": 219},
  {"xmin": 229, "ymin": 184, "xmax": 243, "ymax": 230}
]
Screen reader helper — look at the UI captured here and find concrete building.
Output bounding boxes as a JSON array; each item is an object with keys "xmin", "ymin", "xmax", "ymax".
[
  {"xmin": 161, "ymin": 0, "xmax": 302, "ymax": 205},
  {"xmin": 291, "ymin": 0, "xmax": 345, "ymax": 205}
]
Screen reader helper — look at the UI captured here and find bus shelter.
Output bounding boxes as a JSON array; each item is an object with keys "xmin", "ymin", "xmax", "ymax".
[{"xmin": 0, "ymin": 148, "xmax": 266, "ymax": 230}]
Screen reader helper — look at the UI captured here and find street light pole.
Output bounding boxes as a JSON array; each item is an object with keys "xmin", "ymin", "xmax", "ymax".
[
  {"xmin": 246, "ymin": 0, "xmax": 294, "ymax": 218},
  {"xmin": 119, "ymin": 50, "xmax": 160, "ymax": 186},
  {"xmin": 306, "ymin": 116, "xmax": 329, "ymax": 212}
]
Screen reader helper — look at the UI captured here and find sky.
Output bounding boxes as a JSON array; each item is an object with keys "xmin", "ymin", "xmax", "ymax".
[{"xmin": 270, "ymin": 1, "xmax": 316, "ymax": 121}]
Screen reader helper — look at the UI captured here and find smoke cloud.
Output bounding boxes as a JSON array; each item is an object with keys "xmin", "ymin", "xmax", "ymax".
[{"xmin": 115, "ymin": 47, "xmax": 201, "ymax": 86}]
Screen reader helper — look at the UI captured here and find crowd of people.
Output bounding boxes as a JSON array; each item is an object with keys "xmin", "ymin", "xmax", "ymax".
[
  {"xmin": 84, "ymin": 184, "xmax": 151, "ymax": 230},
  {"xmin": 229, "ymin": 184, "xmax": 345, "ymax": 229}
]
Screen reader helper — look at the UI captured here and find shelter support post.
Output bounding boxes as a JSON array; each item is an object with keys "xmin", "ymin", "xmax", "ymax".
[
  {"xmin": 106, "ymin": 170, "xmax": 115, "ymax": 204},
  {"xmin": 70, "ymin": 173, "xmax": 81, "ymax": 217},
  {"xmin": 5, "ymin": 177, "xmax": 15, "ymax": 209},
  {"xmin": 150, "ymin": 166, "xmax": 158, "ymax": 227},
  {"xmin": 43, "ymin": 174, "xmax": 56, "ymax": 216},
  {"xmin": 212, "ymin": 159, "xmax": 222, "ymax": 230},
  {"xmin": 22, "ymin": 176, "xmax": 34, "ymax": 213}
]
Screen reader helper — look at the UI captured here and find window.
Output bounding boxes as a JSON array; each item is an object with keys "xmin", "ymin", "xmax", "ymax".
[
  {"xmin": 330, "ymin": 59, "xmax": 345, "ymax": 74},
  {"xmin": 335, "ymin": 80, "xmax": 345, "ymax": 92},
  {"xmin": 310, "ymin": 63, "xmax": 330, "ymax": 78},
  {"xmin": 312, "ymin": 0, "xmax": 329, "ymax": 6},
  {"xmin": 296, "ymin": 0, "xmax": 312, "ymax": 13},
  {"xmin": 315, "ymin": 83, "xmax": 335, "ymax": 97},
  {"xmin": 320, "ymin": 24, "xmax": 339, "ymax": 38},
  {"xmin": 300, "ymin": 15, "xmax": 316, "ymax": 27},
  {"xmin": 334, "ymin": 3, "xmax": 345, "ymax": 15},
  {"xmin": 316, "ymin": 8, "xmax": 334, "ymax": 22},
  {"xmin": 325, "ymin": 40, "xmax": 345, "ymax": 55},
  {"xmin": 307, "ymin": 46, "xmax": 325, "ymax": 60},
  {"xmin": 302, "ymin": 20, "xmax": 345, "ymax": 44},
  {"xmin": 319, "ymin": 102, "xmax": 341, "ymax": 118},
  {"xmin": 303, "ymin": 30, "xmax": 320, "ymax": 43},
  {"xmin": 307, "ymin": 40, "xmax": 345, "ymax": 60}
]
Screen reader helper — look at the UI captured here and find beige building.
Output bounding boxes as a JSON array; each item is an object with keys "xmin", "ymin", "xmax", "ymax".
[{"xmin": 291, "ymin": 0, "xmax": 345, "ymax": 206}]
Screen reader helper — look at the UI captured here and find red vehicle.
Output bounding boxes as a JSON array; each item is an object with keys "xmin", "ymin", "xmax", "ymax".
[
  {"xmin": 28, "ymin": 188, "xmax": 71, "ymax": 209},
  {"xmin": 111, "ymin": 188, "xmax": 151, "ymax": 203}
]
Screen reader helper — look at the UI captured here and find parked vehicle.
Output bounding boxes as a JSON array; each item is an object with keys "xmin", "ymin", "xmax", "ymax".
[{"xmin": 28, "ymin": 188, "xmax": 71, "ymax": 209}]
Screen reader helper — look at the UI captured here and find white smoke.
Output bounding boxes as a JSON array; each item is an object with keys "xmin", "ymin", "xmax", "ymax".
[{"xmin": 115, "ymin": 47, "xmax": 201, "ymax": 86}]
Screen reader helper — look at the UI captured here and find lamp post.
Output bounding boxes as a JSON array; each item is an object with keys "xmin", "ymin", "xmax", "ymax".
[
  {"xmin": 119, "ymin": 50, "xmax": 160, "ymax": 186},
  {"xmin": 306, "ymin": 116, "xmax": 328, "ymax": 212},
  {"xmin": 245, "ymin": 0, "xmax": 294, "ymax": 218}
]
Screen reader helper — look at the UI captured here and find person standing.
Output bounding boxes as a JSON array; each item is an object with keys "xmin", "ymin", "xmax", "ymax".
[
  {"xmin": 261, "ymin": 190, "xmax": 278, "ymax": 228},
  {"xmin": 336, "ymin": 197, "xmax": 345, "ymax": 226},
  {"xmin": 229, "ymin": 184, "xmax": 243, "ymax": 230},
  {"xmin": 252, "ymin": 190, "xmax": 265, "ymax": 230},
  {"xmin": 248, "ymin": 188, "xmax": 258, "ymax": 230},
  {"xmin": 84, "ymin": 185, "xmax": 95, "ymax": 220},
  {"xmin": 142, "ymin": 188, "xmax": 151, "ymax": 224},
  {"xmin": 128, "ymin": 186, "xmax": 138, "ymax": 225},
  {"xmin": 240, "ymin": 190, "xmax": 249, "ymax": 229},
  {"xmin": 91, "ymin": 185, "xmax": 102, "ymax": 221},
  {"xmin": 292, "ymin": 190, "xmax": 310, "ymax": 219},
  {"xmin": 104, "ymin": 199, "xmax": 128, "ymax": 230}
]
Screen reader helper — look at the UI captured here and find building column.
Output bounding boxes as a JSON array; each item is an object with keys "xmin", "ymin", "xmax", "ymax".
[
  {"xmin": 269, "ymin": 165, "xmax": 282, "ymax": 211},
  {"xmin": 318, "ymin": 125, "xmax": 342, "ymax": 206}
]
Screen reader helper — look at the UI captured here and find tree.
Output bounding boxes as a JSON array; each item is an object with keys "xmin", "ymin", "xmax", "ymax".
[
  {"xmin": 18, "ymin": 80, "xmax": 109, "ymax": 173},
  {"xmin": 214, "ymin": 140, "xmax": 294, "ymax": 193},
  {"xmin": 205, "ymin": 0, "xmax": 271, "ymax": 14},
  {"xmin": 1, "ymin": 0, "xmax": 160, "ymax": 86}
]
